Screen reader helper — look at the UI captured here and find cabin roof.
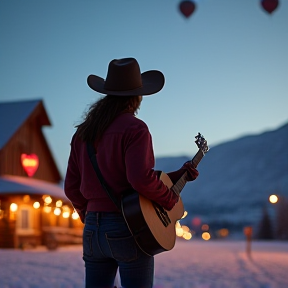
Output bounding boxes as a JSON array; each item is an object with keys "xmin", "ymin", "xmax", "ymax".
[
  {"xmin": 0, "ymin": 99, "xmax": 50, "ymax": 149},
  {"xmin": 0, "ymin": 175, "xmax": 67, "ymax": 200}
]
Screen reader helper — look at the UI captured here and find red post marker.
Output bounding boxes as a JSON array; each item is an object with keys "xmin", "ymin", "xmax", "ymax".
[{"xmin": 243, "ymin": 226, "xmax": 253, "ymax": 257}]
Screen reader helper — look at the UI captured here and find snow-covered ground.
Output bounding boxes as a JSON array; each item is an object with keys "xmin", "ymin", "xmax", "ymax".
[{"xmin": 0, "ymin": 240, "xmax": 288, "ymax": 288}]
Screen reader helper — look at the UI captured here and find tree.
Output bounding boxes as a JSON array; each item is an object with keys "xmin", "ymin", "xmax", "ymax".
[{"xmin": 256, "ymin": 207, "xmax": 274, "ymax": 240}]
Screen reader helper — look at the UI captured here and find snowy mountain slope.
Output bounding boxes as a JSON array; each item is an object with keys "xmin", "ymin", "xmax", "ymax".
[{"xmin": 155, "ymin": 122, "xmax": 288, "ymax": 235}]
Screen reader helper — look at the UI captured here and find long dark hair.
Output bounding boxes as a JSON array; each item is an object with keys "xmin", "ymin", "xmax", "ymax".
[{"xmin": 76, "ymin": 95, "xmax": 142, "ymax": 142}]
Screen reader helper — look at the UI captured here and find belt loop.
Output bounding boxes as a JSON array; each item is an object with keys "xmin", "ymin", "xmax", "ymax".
[{"xmin": 96, "ymin": 212, "xmax": 101, "ymax": 225}]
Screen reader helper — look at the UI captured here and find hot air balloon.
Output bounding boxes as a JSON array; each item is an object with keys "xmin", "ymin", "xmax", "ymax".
[
  {"xmin": 261, "ymin": 0, "xmax": 279, "ymax": 14},
  {"xmin": 179, "ymin": 0, "xmax": 196, "ymax": 18}
]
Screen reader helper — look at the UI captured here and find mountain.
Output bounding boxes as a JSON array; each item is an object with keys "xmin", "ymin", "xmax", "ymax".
[{"xmin": 155, "ymin": 122, "xmax": 288, "ymax": 238}]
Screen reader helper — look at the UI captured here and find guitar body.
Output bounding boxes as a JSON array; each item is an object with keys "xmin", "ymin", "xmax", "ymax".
[
  {"xmin": 121, "ymin": 171, "xmax": 185, "ymax": 256},
  {"xmin": 121, "ymin": 133, "xmax": 209, "ymax": 256}
]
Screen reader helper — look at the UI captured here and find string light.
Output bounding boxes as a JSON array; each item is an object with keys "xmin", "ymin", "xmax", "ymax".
[
  {"xmin": 72, "ymin": 211, "xmax": 79, "ymax": 220},
  {"xmin": 54, "ymin": 208, "xmax": 61, "ymax": 216},
  {"xmin": 10, "ymin": 203, "xmax": 18, "ymax": 212},
  {"xmin": 43, "ymin": 195, "xmax": 52, "ymax": 205},
  {"xmin": 62, "ymin": 211, "xmax": 70, "ymax": 218},
  {"xmin": 56, "ymin": 200, "xmax": 63, "ymax": 207},
  {"xmin": 33, "ymin": 202, "xmax": 40, "ymax": 209}
]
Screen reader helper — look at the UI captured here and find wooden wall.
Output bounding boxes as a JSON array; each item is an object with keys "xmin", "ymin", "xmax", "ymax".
[
  {"xmin": 0, "ymin": 196, "xmax": 16, "ymax": 248},
  {"xmin": 0, "ymin": 103, "xmax": 61, "ymax": 182},
  {"xmin": 0, "ymin": 101, "xmax": 84, "ymax": 249}
]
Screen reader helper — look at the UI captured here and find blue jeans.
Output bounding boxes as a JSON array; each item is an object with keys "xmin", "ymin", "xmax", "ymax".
[{"xmin": 83, "ymin": 212, "xmax": 154, "ymax": 288}]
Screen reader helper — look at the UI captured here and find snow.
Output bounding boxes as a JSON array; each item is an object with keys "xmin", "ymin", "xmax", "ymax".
[
  {"xmin": 1, "ymin": 240, "xmax": 288, "ymax": 288},
  {"xmin": 0, "ymin": 175, "xmax": 66, "ymax": 199}
]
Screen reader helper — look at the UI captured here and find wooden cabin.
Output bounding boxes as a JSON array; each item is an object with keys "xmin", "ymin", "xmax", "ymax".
[{"xmin": 0, "ymin": 99, "xmax": 83, "ymax": 249}]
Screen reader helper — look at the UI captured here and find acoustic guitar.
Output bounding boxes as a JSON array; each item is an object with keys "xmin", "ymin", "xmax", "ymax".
[{"xmin": 121, "ymin": 133, "xmax": 209, "ymax": 256}]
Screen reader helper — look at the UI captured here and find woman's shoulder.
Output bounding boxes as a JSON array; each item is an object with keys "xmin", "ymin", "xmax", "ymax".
[{"xmin": 118, "ymin": 113, "xmax": 148, "ymax": 130}]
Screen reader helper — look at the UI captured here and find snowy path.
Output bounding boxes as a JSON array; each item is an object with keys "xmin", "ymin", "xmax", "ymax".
[{"xmin": 0, "ymin": 240, "xmax": 288, "ymax": 288}]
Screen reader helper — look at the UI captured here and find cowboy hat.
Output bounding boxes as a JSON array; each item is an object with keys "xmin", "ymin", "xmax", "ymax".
[{"xmin": 87, "ymin": 58, "xmax": 165, "ymax": 96}]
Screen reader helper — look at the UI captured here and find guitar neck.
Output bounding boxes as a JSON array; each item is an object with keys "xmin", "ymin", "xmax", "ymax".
[
  {"xmin": 171, "ymin": 148, "xmax": 204, "ymax": 196},
  {"xmin": 191, "ymin": 149, "xmax": 205, "ymax": 168}
]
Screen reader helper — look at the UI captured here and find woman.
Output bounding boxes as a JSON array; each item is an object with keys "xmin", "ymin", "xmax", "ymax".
[{"xmin": 64, "ymin": 58, "xmax": 199, "ymax": 288}]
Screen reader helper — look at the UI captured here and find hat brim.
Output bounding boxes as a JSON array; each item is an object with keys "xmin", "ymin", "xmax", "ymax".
[{"xmin": 87, "ymin": 70, "xmax": 164, "ymax": 96}]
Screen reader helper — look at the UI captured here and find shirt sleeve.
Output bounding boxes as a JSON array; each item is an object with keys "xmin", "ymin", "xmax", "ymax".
[
  {"xmin": 64, "ymin": 134, "xmax": 88, "ymax": 222},
  {"xmin": 124, "ymin": 125, "xmax": 178, "ymax": 211}
]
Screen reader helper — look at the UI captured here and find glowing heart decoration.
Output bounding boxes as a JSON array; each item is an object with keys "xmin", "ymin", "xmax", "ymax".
[
  {"xmin": 179, "ymin": 0, "xmax": 196, "ymax": 18},
  {"xmin": 261, "ymin": 0, "xmax": 279, "ymax": 14},
  {"xmin": 21, "ymin": 153, "xmax": 39, "ymax": 177}
]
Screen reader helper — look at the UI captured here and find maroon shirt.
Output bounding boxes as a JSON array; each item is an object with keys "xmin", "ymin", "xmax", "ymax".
[{"xmin": 64, "ymin": 112, "xmax": 179, "ymax": 219}]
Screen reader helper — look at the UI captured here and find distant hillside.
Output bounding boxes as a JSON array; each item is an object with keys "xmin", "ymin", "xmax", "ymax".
[{"xmin": 155, "ymin": 122, "xmax": 288, "ymax": 238}]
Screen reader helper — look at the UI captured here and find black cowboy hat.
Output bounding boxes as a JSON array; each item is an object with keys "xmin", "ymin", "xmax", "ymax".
[{"xmin": 87, "ymin": 58, "xmax": 165, "ymax": 96}]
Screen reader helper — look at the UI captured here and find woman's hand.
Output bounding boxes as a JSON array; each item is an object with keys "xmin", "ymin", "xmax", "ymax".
[{"xmin": 182, "ymin": 161, "xmax": 199, "ymax": 181}]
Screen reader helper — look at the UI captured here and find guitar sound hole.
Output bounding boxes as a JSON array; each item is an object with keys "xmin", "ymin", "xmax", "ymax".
[{"xmin": 153, "ymin": 203, "xmax": 170, "ymax": 227}]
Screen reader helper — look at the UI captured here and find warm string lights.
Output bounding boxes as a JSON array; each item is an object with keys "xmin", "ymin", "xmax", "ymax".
[
  {"xmin": 40, "ymin": 195, "xmax": 79, "ymax": 220},
  {"xmin": 176, "ymin": 211, "xmax": 193, "ymax": 240},
  {"xmin": 8, "ymin": 195, "xmax": 80, "ymax": 220},
  {"xmin": 176, "ymin": 221, "xmax": 193, "ymax": 240},
  {"xmin": 7, "ymin": 197, "xmax": 232, "ymax": 239},
  {"xmin": 176, "ymin": 212, "xmax": 230, "ymax": 241}
]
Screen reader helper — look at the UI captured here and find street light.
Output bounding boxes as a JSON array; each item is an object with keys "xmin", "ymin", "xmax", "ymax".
[
  {"xmin": 268, "ymin": 194, "xmax": 288, "ymax": 240},
  {"xmin": 269, "ymin": 194, "xmax": 278, "ymax": 204}
]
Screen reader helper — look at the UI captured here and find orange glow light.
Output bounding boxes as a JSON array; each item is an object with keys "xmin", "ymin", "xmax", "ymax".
[
  {"xmin": 183, "ymin": 232, "xmax": 192, "ymax": 240},
  {"xmin": 44, "ymin": 196, "xmax": 52, "ymax": 204},
  {"xmin": 202, "ymin": 232, "xmax": 211, "ymax": 241},
  {"xmin": 56, "ymin": 200, "xmax": 63, "ymax": 207},
  {"xmin": 43, "ymin": 206, "xmax": 51, "ymax": 213},
  {"xmin": 176, "ymin": 227, "xmax": 184, "ymax": 237},
  {"xmin": 218, "ymin": 228, "xmax": 229, "ymax": 238},
  {"xmin": 10, "ymin": 203, "xmax": 18, "ymax": 212},
  {"xmin": 63, "ymin": 211, "xmax": 70, "ymax": 218},
  {"xmin": 182, "ymin": 225, "xmax": 190, "ymax": 232},
  {"xmin": 54, "ymin": 208, "xmax": 61, "ymax": 216},
  {"xmin": 72, "ymin": 211, "xmax": 79, "ymax": 220},
  {"xmin": 201, "ymin": 224, "xmax": 209, "ymax": 231},
  {"xmin": 33, "ymin": 202, "xmax": 40, "ymax": 209},
  {"xmin": 181, "ymin": 211, "xmax": 188, "ymax": 219}
]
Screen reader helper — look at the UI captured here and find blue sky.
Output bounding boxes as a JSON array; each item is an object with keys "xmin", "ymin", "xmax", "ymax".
[{"xmin": 1, "ymin": 0, "xmax": 287, "ymax": 177}]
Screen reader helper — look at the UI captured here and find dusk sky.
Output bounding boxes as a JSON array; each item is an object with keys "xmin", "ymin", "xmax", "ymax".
[{"xmin": 1, "ymin": 0, "xmax": 287, "ymax": 177}]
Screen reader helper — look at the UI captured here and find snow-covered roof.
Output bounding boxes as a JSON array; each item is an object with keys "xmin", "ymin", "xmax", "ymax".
[
  {"xmin": 0, "ymin": 175, "xmax": 67, "ymax": 200},
  {"xmin": 0, "ymin": 99, "xmax": 50, "ymax": 149}
]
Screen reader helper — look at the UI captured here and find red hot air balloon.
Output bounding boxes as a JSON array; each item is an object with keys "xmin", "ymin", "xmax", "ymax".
[
  {"xmin": 179, "ymin": 0, "xmax": 196, "ymax": 18},
  {"xmin": 261, "ymin": 0, "xmax": 279, "ymax": 14}
]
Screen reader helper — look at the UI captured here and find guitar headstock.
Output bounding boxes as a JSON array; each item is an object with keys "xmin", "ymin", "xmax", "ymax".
[{"xmin": 195, "ymin": 133, "xmax": 209, "ymax": 154}]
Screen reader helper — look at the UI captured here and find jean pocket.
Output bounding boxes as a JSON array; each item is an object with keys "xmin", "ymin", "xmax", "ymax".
[
  {"xmin": 106, "ymin": 233, "xmax": 138, "ymax": 262},
  {"xmin": 83, "ymin": 229, "xmax": 94, "ymax": 257}
]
